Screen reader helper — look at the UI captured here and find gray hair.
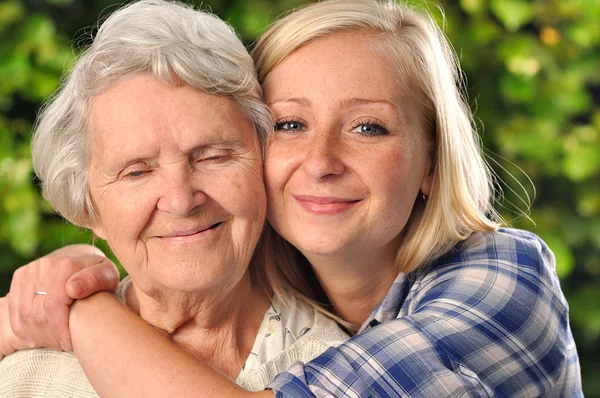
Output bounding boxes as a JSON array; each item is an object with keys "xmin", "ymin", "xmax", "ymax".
[{"xmin": 32, "ymin": 0, "xmax": 272, "ymax": 228}]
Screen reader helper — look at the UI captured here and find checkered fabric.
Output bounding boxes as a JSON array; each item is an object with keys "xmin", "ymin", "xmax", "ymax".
[{"xmin": 269, "ymin": 228, "xmax": 582, "ymax": 397}]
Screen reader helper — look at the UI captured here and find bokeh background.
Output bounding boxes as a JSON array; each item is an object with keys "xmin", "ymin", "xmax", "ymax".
[{"xmin": 0, "ymin": 0, "xmax": 598, "ymax": 394}]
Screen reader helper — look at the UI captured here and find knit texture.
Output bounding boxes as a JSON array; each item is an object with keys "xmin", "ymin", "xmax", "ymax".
[
  {"xmin": 0, "ymin": 305, "xmax": 347, "ymax": 396},
  {"xmin": 0, "ymin": 349, "xmax": 98, "ymax": 398}
]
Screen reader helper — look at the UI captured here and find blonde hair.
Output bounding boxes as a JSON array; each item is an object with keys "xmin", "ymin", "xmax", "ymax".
[{"xmin": 253, "ymin": 0, "xmax": 501, "ymax": 326}]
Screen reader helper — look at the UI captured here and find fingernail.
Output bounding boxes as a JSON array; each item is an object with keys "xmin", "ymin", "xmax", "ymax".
[
  {"xmin": 104, "ymin": 268, "xmax": 118, "ymax": 281},
  {"xmin": 60, "ymin": 341, "xmax": 70, "ymax": 351},
  {"xmin": 69, "ymin": 280, "xmax": 84, "ymax": 296},
  {"xmin": 24, "ymin": 337, "xmax": 35, "ymax": 348}
]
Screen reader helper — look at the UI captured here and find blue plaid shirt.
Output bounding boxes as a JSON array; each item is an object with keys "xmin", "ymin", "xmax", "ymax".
[{"xmin": 269, "ymin": 228, "xmax": 582, "ymax": 397}]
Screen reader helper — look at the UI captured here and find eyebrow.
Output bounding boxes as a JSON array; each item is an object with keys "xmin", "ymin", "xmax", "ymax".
[
  {"xmin": 267, "ymin": 97, "xmax": 312, "ymax": 107},
  {"xmin": 343, "ymin": 98, "xmax": 398, "ymax": 110},
  {"xmin": 110, "ymin": 139, "xmax": 242, "ymax": 169},
  {"xmin": 268, "ymin": 97, "xmax": 398, "ymax": 110}
]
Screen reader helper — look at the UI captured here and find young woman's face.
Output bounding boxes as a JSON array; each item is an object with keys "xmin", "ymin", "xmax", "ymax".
[{"xmin": 263, "ymin": 31, "xmax": 433, "ymax": 262}]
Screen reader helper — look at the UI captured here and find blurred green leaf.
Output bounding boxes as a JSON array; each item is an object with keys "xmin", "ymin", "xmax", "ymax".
[
  {"xmin": 460, "ymin": 0, "xmax": 485, "ymax": 15},
  {"xmin": 0, "ymin": 1, "xmax": 24, "ymax": 27},
  {"xmin": 490, "ymin": 0, "xmax": 533, "ymax": 32},
  {"xmin": 563, "ymin": 143, "xmax": 600, "ymax": 182}
]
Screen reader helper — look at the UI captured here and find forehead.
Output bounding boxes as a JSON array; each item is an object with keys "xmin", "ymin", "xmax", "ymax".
[
  {"xmin": 88, "ymin": 73, "xmax": 256, "ymax": 154},
  {"xmin": 264, "ymin": 31, "xmax": 400, "ymax": 101}
]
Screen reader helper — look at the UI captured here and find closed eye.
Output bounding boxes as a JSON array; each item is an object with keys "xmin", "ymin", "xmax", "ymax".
[
  {"xmin": 123, "ymin": 168, "xmax": 151, "ymax": 179},
  {"xmin": 197, "ymin": 155, "xmax": 228, "ymax": 163}
]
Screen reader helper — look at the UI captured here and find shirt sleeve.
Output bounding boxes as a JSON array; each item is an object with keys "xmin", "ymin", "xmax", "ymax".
[{"xmin": 268, "ymin": 230, "xmax": 578, "ymax": 397}]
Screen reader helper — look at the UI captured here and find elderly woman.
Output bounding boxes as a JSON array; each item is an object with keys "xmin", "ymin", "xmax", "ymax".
[
  {"xmin": 4, "ymin": 0, "xmax": 582, "ymax": 396},
  {"xmin": 0, "ymin": 1, "xmax": 348, "ymax": 396}
]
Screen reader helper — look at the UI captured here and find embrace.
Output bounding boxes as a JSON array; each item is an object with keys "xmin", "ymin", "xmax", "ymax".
[{"xmin": 0, "ymin": 0, "xmax": 582, "ymax": 397}]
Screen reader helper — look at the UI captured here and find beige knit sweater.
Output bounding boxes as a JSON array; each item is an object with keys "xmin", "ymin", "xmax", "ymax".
[{"xmin": 0, "ymin": 307, "xmax": 347, "ymax": 397}]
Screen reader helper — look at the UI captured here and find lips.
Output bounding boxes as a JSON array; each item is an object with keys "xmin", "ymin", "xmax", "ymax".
[
  {"xmin": 158, "ymin": 222, "xmax": 222, "ymax": 239},
  {"xmin": 293, "ymin": 195, "xmax": 360, "ymax": 215}
]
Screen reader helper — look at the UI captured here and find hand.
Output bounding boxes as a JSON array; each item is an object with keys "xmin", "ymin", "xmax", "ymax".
[
  {"xmin": 7, "ymin": 244, "xmax": 120, "ymax": 352},
  {"xmin": 0, "ymin": 297, "xmax": 31, "ymax": 360}
]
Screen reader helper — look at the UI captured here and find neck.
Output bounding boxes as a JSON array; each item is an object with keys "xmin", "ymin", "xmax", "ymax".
[
  {"xmin": 304, "ymin": 246, "xmax": 399, "ymax": 329},
  {"xmin": 126, "ymin": 271, "xmax": 270, "ymax": 379}
]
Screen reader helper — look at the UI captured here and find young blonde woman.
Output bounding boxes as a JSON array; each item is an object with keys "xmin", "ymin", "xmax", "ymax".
[{"xmin": 3, "ymin": 0, "xmax": 582, "ymax": 396}]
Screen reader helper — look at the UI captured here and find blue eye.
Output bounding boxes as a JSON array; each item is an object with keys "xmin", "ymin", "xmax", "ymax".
[
  {"xmin": 351, "ymin": 122, "xmax": 389, "ymax": 137},
  {"xmin": 274, "ymin": 119, "xmax": 306, "ymax": 132}
]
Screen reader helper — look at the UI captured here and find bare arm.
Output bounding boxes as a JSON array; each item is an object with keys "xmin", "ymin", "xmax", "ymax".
[{"xmin": 69, "ymin": 293, "xmax": 273, "ymax": 398}]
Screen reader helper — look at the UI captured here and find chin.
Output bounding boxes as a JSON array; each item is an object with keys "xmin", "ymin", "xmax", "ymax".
[{"xmin": 293, "ymin": 237, "xmax": 351, "ymax": 258}]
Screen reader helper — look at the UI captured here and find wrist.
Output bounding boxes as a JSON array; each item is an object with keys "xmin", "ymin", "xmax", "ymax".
[{"xmin": 70, "ymin": 292, "xmax": 121, "ymax": 334}]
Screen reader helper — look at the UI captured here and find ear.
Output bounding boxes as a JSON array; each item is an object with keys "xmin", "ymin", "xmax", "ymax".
[
  {"xmin": 83, "ymin": 206, "xmax": 107, "ymax": 240},
  {"xmin": 91, "ymin": 223, "xmax": 107, "ymax": 241},
  {"xmin": 420, "ymin": 156, "xmax": 434, "ymax": 196}
]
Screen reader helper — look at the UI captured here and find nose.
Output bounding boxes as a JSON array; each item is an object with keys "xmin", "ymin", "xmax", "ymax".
[
  {"xmin": 301, "ymin": 131, "xmax": 345, "ymax": 180},
  {"xmin": 156, "ymin": 168, "xmax": 207, "ymax": 217}
]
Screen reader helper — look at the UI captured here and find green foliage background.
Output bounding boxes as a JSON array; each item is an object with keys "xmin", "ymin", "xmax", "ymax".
[{"xmin": 0, "ymin": 0, "xmax": 598, "ymax": 393}]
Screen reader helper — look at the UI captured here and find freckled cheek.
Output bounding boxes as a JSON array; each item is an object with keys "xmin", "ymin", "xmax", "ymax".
[
  {"xmin": 365, "ymin": 146, "xmax": 408, "ymax": 188},
  {"xmin": 264, "ymin": 143, "xmax": 298, "ymax": 196},
  {"xmin": 374, "ymin": 150, "xmax": 422, "ymax": 211}
]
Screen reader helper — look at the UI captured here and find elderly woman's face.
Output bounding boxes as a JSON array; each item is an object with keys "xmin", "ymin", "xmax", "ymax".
[
  {"xmin": 263, "ymin": 31, "xmax": 432, "ymax": 260},
  {"xmin": 87, "ymin": 73, "xmax": 266, "ymax": 294}
]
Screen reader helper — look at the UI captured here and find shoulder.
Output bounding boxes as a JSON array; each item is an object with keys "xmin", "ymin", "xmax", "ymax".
[
  {"xmin": 416, "ymin": 228, "xmax": 563, "ymax": 302},
  {"xmin": 436, "ymin": 227, "xmax": 555, "ymax": 270},
  {"xmin": 393, "ymin": 229, "xmax": 579, "ymax": 395},
  {"xmin": 407, "ymin": 228, "xmax": 569, "ymax": 319},
  {"xmin": 0, "ymin": 349, "xmax": 98, "ymax": 397}
]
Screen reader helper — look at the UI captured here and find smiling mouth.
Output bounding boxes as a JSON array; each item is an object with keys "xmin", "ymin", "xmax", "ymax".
[
  {"xmin": 158, "ymin": 222, "xmax": 222, "ymax": 239},
  {"xmin": 293, "ymin": 195, "xmax": 361, "ymax": 215}
]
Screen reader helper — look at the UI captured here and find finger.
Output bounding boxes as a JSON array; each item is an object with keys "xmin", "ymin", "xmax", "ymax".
[
  {"xmin": 66, "ymin": 257, "xmax": 120, "ymax": 299},
  {"xmin": 32, "ymin": 256, "xmax": 95, "ymax": 350},
  {"xmin": 8, "ymin": 269, "xmax": 29, "ymax": 341},
  {"xmin": 31, "ymin": 291, "xmax": 61, "ymax": 350},
  {"xmin": 1, "ymin": 297, "xmax": 36, "ymax": 358},
  {"xmin": 25, "ymin": 263, "xmax": 56, "ymax": 349},
  {"xmin": 15, "ymin": 265, "xmax": 37, "ymax": 345},
  {"xmin": 47, "ymin": 244, "xmax": 106, "ymax": 258},
  {"xmin": 20, "ymin": 257, "xmax": 70, "ymax": 349},
  {"xmin": 1, "ymin": 297, "xmax": 13, "ymax": 359},
  {"xmin": 45, "ymin": 274, "xmax": 75, "ymax": 351}
]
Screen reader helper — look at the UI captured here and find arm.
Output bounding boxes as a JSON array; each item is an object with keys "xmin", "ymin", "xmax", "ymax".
[
  {"xmin": 65, "ymin": 230, "xmax": 580, "ymax": 397},
  {"xmin": 268, "ymin": 230, "xmax": 581, "ymax": 397},
  {"xmin": 69, "ymin": 293, "xmax": 273, "ymax": 398}
]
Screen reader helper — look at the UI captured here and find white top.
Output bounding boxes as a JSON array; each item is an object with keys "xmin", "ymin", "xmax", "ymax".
[{"xmin": 0, "ymin": 280, "xmax": 348, "ymax": 396}]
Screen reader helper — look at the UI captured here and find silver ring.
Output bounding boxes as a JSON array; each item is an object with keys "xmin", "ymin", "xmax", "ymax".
[{"xmin": 34, "ymin": 291, "xmax": 47, "ymax": 296}]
